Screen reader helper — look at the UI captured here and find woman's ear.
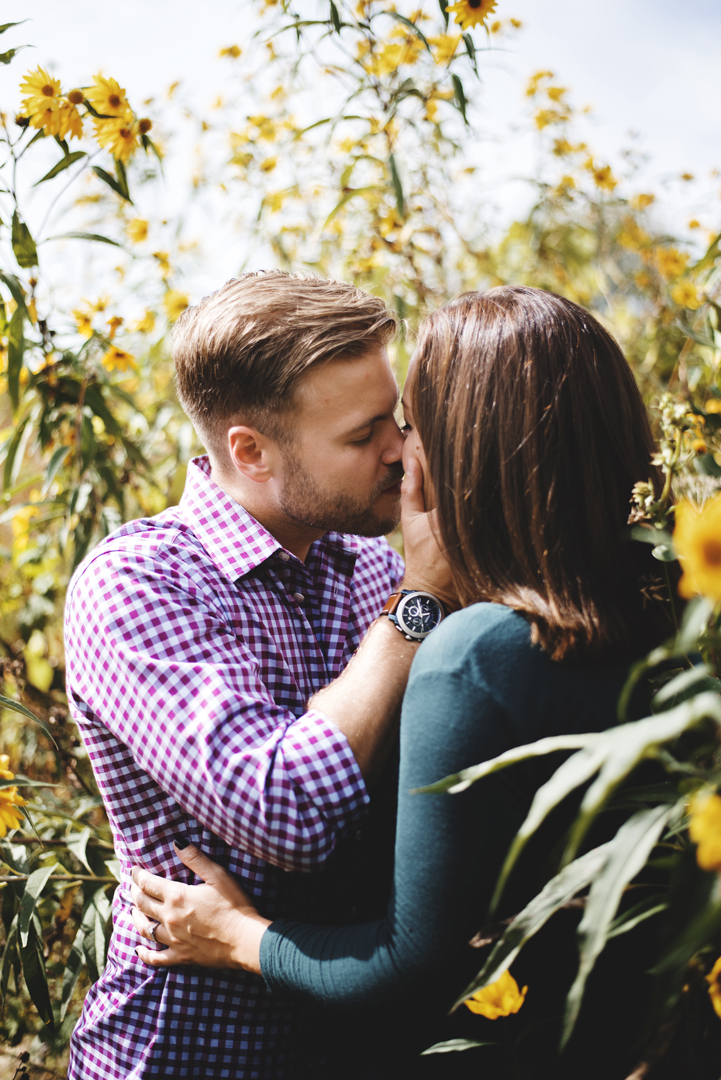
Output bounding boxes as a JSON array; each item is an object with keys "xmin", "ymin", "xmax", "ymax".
[{"xmin": 227, "ymin": 425, "xmax": 275, "ymax": 483}]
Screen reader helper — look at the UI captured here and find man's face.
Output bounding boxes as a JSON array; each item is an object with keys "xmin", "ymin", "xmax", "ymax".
[{"xmin": 276, "ymin": 346, "xmax": 405, "ymax": 537}]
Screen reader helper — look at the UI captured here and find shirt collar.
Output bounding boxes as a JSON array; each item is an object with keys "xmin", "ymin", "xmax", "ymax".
[{"xmin": 180, "ymin": 456, "xmax": 360, "ymax": 581}]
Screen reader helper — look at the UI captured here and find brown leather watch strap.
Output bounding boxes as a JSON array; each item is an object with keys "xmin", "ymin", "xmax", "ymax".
[{"xmin": 381, "ymin": 591, "xmax": 404, "ymax": 616}]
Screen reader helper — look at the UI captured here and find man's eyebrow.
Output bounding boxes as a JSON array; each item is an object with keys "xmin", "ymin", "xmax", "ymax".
[{"xmin": 344, "ymin": 396, "xmax": 400, "ymax": 436}]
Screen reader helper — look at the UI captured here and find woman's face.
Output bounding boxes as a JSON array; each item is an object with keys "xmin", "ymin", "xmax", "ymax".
[{"xmin": 401, "ymin": 354, "xmax": 434, "ymax": 509}]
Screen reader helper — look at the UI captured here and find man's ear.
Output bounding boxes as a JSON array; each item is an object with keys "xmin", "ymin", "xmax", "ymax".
[{"xmin": 227, "ymin": 425, "xmax": 277, "ymax": 483}]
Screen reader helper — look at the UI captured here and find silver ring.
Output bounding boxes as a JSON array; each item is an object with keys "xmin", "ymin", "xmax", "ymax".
[{"xmin": 148, "ymin": 921, "xmax": 158, "ymax": 943}]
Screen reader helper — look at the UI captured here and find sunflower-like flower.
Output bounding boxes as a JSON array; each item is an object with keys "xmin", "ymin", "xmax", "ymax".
[
  {"xmin": 707, "ymin": 956, "xmax": 721, "ymax": 1018},
  {"xmin": 93, "ymin": 117, "xmax": 139, "ymax": 163},
  {"xmin": 163, "ymin": 290, "xmax": 190, "ymax": 322},
  {"xmin": 670, "ymin": 281, "xmax": 703, "ymax": 310},
  {"xmin": 20, "ymin": 66, "xmax": 61, "ymax": 111},
  {"xmin": 464, "ymin": 970, "xmax": 528, "ymax": 1019},
  {"xmin": 126, "ymin": 218, "xmax": 149, "ymax": 244},
  {"xmin": 445, "ymin": 0, "xmax": 497, "ymax": 32},
  {"xmin": 86, "ymin": 74, "xmax": 130, "ymax": 118},
  {"xmin": 102, "ymin": 345, "xmax": 137, "ymax": 373},
  {"xmin": 689, "ymin": 792, "xmax": 721, "ymax": 871},
  {"xmin": 674, "ymin": 497, "xmax": 721, "ymax": 601},
  {"xmin": 0, "ymin": 755, "xmax": 28, "ymax": 838}
]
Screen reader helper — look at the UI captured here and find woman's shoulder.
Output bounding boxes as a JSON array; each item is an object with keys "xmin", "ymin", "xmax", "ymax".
[{"xmin": 411, "ymin": 602, "xmax": 536, "ymax": 686}]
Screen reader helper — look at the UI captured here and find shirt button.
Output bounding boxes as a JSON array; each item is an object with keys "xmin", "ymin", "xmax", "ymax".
[
  {"xmin": 292, "ymin": 592, "xmax": 305, "ymax": 603},
  {"xmin": 278, "ymin": 551, "xmax": 290, "ymax": 562}
]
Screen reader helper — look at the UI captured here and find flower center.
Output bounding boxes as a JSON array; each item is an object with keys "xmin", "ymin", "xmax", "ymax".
[
  {"xmin": 109, "ymin": 94, "xmax": 122, "ymax": 108},
  {"xmin": 702, "ymin": 539, "xmax": 721, "ymax": 567},
  {"xmin": 119, "ymin": 128, "xmax": 131, "ymax": 139},
  {"xmin": 42, "ymin": 84, "xmax": 55, "ymax": 97},
  {"xmin": 468, "ymin": 0, "xmax": 482, "ymax": 7},
  {"xmin": 68, "ymin": 90, "xmax": 84, "ymax": 105}
]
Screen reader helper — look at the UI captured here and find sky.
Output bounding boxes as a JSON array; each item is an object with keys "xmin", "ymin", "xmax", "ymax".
[{"xmin": 2, "ymin": 0, "xmax": 720, "ymax": 298}]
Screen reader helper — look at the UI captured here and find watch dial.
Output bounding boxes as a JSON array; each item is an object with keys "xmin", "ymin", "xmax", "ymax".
[{"xmin": 400, "ymin": 595, "xmax": 442, "ymax": 636}]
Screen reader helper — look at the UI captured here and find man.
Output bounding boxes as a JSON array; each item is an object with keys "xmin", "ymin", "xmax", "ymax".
[{"xmin": 64, "ymin": 272, "xmax": 450, "ymax": 1078}]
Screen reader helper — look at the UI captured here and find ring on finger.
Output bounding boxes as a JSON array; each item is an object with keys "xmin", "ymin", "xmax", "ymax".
[{"xmin": 147, "ymin": 921, "xmax": 159, "ymax": 943}]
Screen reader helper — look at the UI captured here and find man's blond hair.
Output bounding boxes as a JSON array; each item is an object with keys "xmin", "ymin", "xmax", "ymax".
[{"xmin": 173, "ymin": 271, "xmax": 397, "ymax": 453}]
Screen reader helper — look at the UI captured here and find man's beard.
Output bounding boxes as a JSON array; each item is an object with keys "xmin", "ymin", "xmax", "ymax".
[{"xmin": 278, "ymin": 452, "xmax": 403, "ymax": 537}]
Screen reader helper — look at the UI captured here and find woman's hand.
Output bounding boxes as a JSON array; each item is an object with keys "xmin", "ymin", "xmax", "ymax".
[
  {"xmin": 400, "ymin": 454, "xmax": 458, "ymax": 612},
  {"xmin": 130, "ymin": 840, "xmax": 271, "ymax": 974}
]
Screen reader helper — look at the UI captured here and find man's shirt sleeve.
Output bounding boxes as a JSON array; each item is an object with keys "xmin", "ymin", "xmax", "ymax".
[{"xmin": 65, "ymin": 546, "xmax": 369, "ymax": 873}]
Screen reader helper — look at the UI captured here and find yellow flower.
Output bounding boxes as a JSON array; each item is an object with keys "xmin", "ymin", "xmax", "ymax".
[
  {"xmin": 688, "ymin": 219, "xmax": 701, "ymax": 229},
  {"xmin": 20, "ymin": 66, "xmax": 61, "ymax": 110},
  {"xmin": 72, "ymin": 308, "xmax": 94, "ymax": 338},
  {"xmin": 705, "ymin": 400, "xmax": 721, "ymax": 415},
  {"xmin": 689, "ymin": 793, "xmax": 721, "ymax": 871},
  {"xmin": 464, "ymin": 970, "xmax": 528, "ymax": 1019},
  {"xmin": 219, "ymin": 45, "xmax": 242, "ymax": 58},
  {"xmin": 707, "ymin": 956, "xmax": 721, "ymax": 1019},
  {"xmin": 102, "ymin": 345, "xmax": 137, "ymax": 373},
  {"xmin": 133, "ymin": 310, "xmax": 156, "ymax": 334},
  {"xmin": 93, "ymin": 117, "xmax": 139, "ymax": 162},
  {"xmin": 631, "ymin": 193, "xmax": 655, "ymax": 210},
  {"xmin": 260, "ymin": 156, "xmax": 277, "ymax": 173},
  {"xmin": 670, "ymin": 281, "xmax": 703, "ymax": 310},
  {"xmin": 681, "ymin": 172, "xmax": 694, "ymax": 181},
  {"xmin": 674, "ymin": 497, "xmax": 721, "ymax": 601},
  {"xmin": 0, "ymin": 754, "xmax": 28, "ymax": 837},
  {"xmin": 526, "ymin": 70, "xmax": 554, "ymax": 97},
  {"xmin": 445, "ymin": 0, "xmax": 498, "ymax": 32},
  {"xmin": 86, "ymin": 75, "xmax": 129, "ymax": 117},
  {"xmin": 429, "ymin": 34, "xmax": 461, "ymax": 64},
  {"xmin": 126, "ymin": 218, "xmax": 149, "ymax": 244},
  {"xmin": 163, "ymin": 290, "xmax": 190, "ymax": 322},
  {"xmin": 590, "ymin": 163, "xmax": 617, "ymax": 192},
  {"xmin": 655, "ymin": 247, "xmax": 689, "ymax": 280},
  {"xmin": 57, "ymin": 100, "xmax": 84, "ymax": 140},
  {"xmin": 107, "ymin": 315, "xmax": 123, "ymax": 339},
  {"xmin": 153, "ymin": 251, "xmax": 172, "ymax": 278},
  {"xmin": 546, "ymin": 86, "xmax": 567, "ymax": 103}
]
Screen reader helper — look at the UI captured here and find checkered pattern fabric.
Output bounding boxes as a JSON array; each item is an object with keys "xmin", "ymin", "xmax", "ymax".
[{"xmin": 64, "ymin": 456, "xmax": 404, "ymax": 1079}]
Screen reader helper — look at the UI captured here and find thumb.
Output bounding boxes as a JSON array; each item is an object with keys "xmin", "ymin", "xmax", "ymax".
[{"xmin": 401, "ymin": 455, "xmax": 426, "ymax": 517}]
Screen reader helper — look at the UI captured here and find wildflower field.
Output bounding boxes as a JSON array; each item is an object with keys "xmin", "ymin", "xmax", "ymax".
[{"xmin": 1, "ymin": 1, "xmax": 721, "ymax": 1075}]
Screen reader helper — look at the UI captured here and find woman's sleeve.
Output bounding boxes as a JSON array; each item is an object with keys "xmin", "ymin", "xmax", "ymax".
[{"xmin": 260, "ymin": 654, "xmax": 530, "ymax": 1007}]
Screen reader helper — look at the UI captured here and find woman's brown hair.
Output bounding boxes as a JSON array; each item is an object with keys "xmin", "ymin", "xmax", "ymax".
[{"xmin": 413, "ymin": 286, "xmax": 670, "ymax": 661}]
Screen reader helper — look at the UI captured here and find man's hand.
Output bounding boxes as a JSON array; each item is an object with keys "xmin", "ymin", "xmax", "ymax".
[{"xmin": 399, "ymin": 454, "xmax": 457, "ymax": 612}]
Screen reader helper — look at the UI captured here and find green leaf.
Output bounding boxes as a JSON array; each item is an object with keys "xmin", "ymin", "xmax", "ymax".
[
  {"xmin": 58, "ymin": 923, "xmax": 86, "ymax": 1022},
  {"xmin": 44, "ymin": 230, "xmax": 122, "ymax": 247},
  {"xmin": 33, "ymin": 151, "xmax": 87, "ymax": 186},
  {"xmin": 19, "ymin": 864, "xmax": 58, "ymax": 947},
  {"xmin": 141, "ymin": 134, "xmax": 164, "ymax": 171},
  {"xmin": 42, "ymin": 444, "xmax": 71, "ymax": 496},
  {"xmin": 115, "ymin": 159, "xmax": 131, "ymax": 201},
  {"xmin": 329, "ymin": 0, "xmax": 341, "ymax": 33},
  {"xmin": 3, "ymin": 415, "xmax": 29, "ymax": 489},
  {"xmin": 652, "ymin": 664, "xmax": 721, "ymax": 711},
  {"xmin": 322, "ymin": 186, "xmax": 377, "ymax": 229},
  {"xmin": 7, "ymin": 306, "xmax": 24, "ymax": 411},
  {"xmin": 454, "ymin": 843, "xmax": 611, "ymax": 1010},
  {"xmin": 20, "ymin": 921, "xmax": 53, "ymax": 1026},
  {"xmin": 11, "ymin": 210, "xmax": 38, "ymax": 268},
  {"xmin": 0, "ymin": 21, "xmax": 28, "ymax": 34},
  {"xmin": 0, "ymin": 915, "xmax": 18, "ymax": 1004},
  {"xmin": 0, "ymin": 776, "xmax": 58, "ymax": 791},
  {"xmin": 629, "ymin": 525, "xmax": 674, "ymax": 547},
  {"xmin": 386, "ymin": 12, "xmax": 432, "ymax": 53},
  {"xmin": 0, "ymin": 269, "xmax": 29, "ymax": 315},
  {"xmin": 605, "ymin": 896, "xmax": 668, "ymax": 940},
  {"xmin": 675, "ymin": 319, "xmax": 717, "ymax": 351},
  {"xmin": 81, "ymin": 887, "xmax": 112, "ymax": 982},
  {"xmin": 463, "ymin": 33, "xmax": 479, "ymax": 77},
  {"xmin": 695, "ymin": 452, "xmax": 721, "ymax": 478},
  {"xmin": 66, "ymin": 826, "xmax": 92, "ymax": 874},
  {"xmin": 451, "ymin": 73, "xmax": 468, "ymax": 124},
  {"xmin": 92, "ymin": 165, "xmax": 133, "ymax": 204},
  {"xmin": 489, "ymin": 693, "xmax": 721, "ymax": 910},
  {"xmin": 414, "ymin": 733, "xmax": 591, "ymax": 794},
  {"xmin": 389, "ymin": 153, "xmax": 405, "ymax": 217},
  {"xmin": 0, "ymin": 46, "xmax": 26, "ymax": 65},
  {"xmin": 0, "ymin": 693, "xmax": 58, "ymax": 746},
  {"xmin": 562, "ymin": 805, "xmax": 674, "ymax": 1046},
  {"xmin": 678, "ymin": 595, "xmax": 715, "ymax": 652},
  {"xmin": 438, "ymin": 0, "xmax": 449, "ymax": 28},
  {"xmin": 421, "ymin": 1039, "xmax": 497, "ymax": 1055},
  {"xmin": 651, "ymin": 542, "xmax": 676, "ymax": 562}
]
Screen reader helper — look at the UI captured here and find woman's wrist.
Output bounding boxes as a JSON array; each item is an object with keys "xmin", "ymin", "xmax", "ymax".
[{"xmin": 230, "ymin": 910, "xmax": 273, "ymax": 975}]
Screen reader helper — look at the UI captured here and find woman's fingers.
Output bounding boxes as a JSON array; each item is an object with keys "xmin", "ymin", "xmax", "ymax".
[
  {"xmin": 172, "ymin": 841, "xmax": 224, "ymax": 886},
  {"xmin": 401, "ymin": 454, "xmax": 426, "ymax": 518},
  {"xmin": 136, "ymin": 944, "xmax": 186, "ymax": 968},
  {"xmin": 130, "ymin": 904, "xmax": 168, "ymax": 945},
  {"xmin": 130, "ymin": 879, "xmax": 166, "ymax": 923}
]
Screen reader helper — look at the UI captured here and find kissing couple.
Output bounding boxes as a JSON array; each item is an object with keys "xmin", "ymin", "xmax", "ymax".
[{"xmin": 66, "ymin": 273, "xmax": 670, "ymax": 1079}]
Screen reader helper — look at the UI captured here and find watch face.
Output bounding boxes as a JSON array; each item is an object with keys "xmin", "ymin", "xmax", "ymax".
[{"xmin": 397, "ymin": 593, "xmax": 443, "ymax": 638}]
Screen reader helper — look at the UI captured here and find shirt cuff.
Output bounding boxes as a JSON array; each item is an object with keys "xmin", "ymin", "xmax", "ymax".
[{"xmin": 281, "ymin": 708, "xmax": 370, "ymax": 833}]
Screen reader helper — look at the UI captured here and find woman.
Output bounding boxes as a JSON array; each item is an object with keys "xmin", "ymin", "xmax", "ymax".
[{"xmin": 131, "ymin": 287, "xmax": 672, "ymax": 1076}]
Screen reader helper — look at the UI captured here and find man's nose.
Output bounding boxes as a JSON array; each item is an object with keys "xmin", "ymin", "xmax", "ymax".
[{"xmin": 381, "ymin": 418, "xmax": 405, "ymax": 464}]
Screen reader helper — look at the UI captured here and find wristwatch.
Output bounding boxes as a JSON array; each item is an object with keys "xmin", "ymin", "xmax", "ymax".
[{"xmin": 381, "ymin": 589, "xmax": 445, "ymax": 641}]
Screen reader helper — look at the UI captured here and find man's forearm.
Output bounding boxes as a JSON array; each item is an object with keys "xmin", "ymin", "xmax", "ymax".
[{"xmin": 309, "ymin": 616, "xmax": 419, "ymax": 784}]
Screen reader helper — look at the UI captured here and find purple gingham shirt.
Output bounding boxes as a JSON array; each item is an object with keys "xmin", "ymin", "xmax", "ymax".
[{"xmin": 64, "ymin": 456, "xmax": 403, "ymax": 1079}]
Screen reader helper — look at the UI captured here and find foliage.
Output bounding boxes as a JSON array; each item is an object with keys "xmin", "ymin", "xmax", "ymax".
[{"xmin": 0, "ymin": 1, "xmax": 719, "ymax": 1073}]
